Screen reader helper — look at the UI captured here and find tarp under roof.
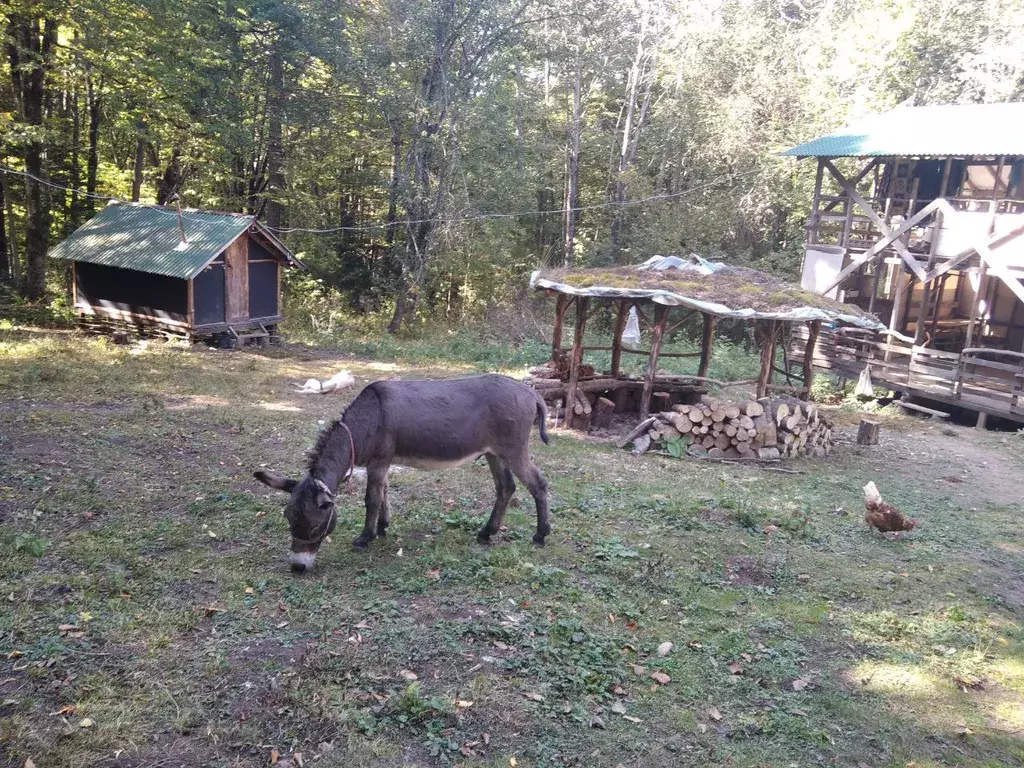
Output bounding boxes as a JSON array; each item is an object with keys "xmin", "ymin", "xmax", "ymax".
[
  {"xmin": 531, "ymin": 255, "xmax": 885, "ymax": 330},
  {"xmin": 782, "ymin": 103, "xmax": 1024, "ymax": 158},
  {"xmin": 49, "ymin": 202, "xmax": 302, "ymax": 279}
]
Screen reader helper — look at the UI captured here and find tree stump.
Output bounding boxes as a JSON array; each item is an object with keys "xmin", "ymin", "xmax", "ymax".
[
  {"xmin": 592, "ymin": 397, "xmax": 615, "ymax": 429},
  {"xmin": 857, "ymin": 418, "xmax": 880, "ymax": 445},
  {"xmin": 651, "ymin": 391, "xmax": 672, "ymax": 414}
]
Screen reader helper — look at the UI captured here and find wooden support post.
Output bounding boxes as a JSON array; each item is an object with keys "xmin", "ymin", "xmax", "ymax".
[
  {"xmin": 639, "ymin": 304, "xmax": 668, "ymax": 419},
  {"xmin": 756, "ymin": 320, "xmax": 778, "ymax": 399},
  {"xmin": 914, "ymin": 207, "xmax": 944, "ymax": 346},
  {"xmin": 807, "ymin": 159, "xmax": 825, "ymax": 244},
  {"xmin": 802, "ymin": 320, "xmax": 821, "ymax": 400},
  {"xmin": 611, "ymin": 300, "xmax": 629, "ymax": 378},
  {"xmin": 551, "ymin": 294, "xmax": 569, "ymax": 360},
  {"xmin": 964, "ymin": 263, "xmax": 988, "ymax": 350},
  {"xmin": 857, "ymin": 418, "xmax": 880, "ymax": 445},
  {"xmin": 564, "ymin": 297, "xmax": 589, "ymax": 429},
  {"xmin": 976, "ymin": 411, "xmax": 988, "ymax": 430},
  {"xmin": 698, "ymin": 313, "xmax": 715, "ymax": 378}
]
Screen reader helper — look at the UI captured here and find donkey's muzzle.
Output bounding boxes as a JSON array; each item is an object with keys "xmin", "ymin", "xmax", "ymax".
[{"xmin": 289, "ymin": 550, "xmax": 317, "ymax": 573}]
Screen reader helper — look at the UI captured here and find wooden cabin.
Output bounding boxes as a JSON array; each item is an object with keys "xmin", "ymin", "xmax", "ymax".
[
  {"xmin": 783, "ymin": 103, "xmax": 1024, "ymax": 424},
  {"xmin": 49, "ymin": 202, "xmax": 303, "ymax": 344}
]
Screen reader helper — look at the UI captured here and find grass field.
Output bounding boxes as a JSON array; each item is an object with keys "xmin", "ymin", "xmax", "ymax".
[{"xmin": 1, "ymin": 326, "xmax": 1023, "ymax": 768}]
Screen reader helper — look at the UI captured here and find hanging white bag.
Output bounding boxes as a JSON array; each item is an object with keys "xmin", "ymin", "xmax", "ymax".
[{"xmin": 622, "ymin": 306, "xmax": 641, "ymax": 349}]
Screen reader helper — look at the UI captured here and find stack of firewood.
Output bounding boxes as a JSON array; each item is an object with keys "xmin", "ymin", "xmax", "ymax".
[{"xmin": 620, "ymin": 396, "xmax": 834, "ymax": 460}]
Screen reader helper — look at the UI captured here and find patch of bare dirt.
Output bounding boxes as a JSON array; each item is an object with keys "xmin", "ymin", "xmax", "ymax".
[{"xmin": 725, "ymin": 555, "xmax": 775, "ymax": 587}]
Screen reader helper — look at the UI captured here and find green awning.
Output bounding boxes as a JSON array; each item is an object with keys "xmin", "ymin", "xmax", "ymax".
[{"xmin": 783, "ymin": 103, "xmax": 1024, "ymax": 158}]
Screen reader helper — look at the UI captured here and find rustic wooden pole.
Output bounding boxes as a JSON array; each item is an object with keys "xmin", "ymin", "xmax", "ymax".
[
  {"xmin": 807, "ymin": 159, "xmax": 824, "ymax": 244},
  {"xmin": 756, "ymin": 320, "xmax": 778, "ymax": 399},
  {"xmin": 698, "ymin": 313, "xmax": 716, "ymax": 378},
  {"xmin": 914, "ymin": 206, "xmax": 944, "ymax": 345},
  {"xmin": 964, "ymin": 263, "xmax": 987, "ymax": 350},
  {"xmin": 639, "ymin": 303, "xmax": 668, "ymax": 419},
  {"xmin": 551, "ymin": 294, "xmax": 569, "ymax": 361},
  {"xmin": 564, "ymin": 297, "xmax": 589, "ymax": 429},
  {"xmin": 610, "ymin": 300, "xmax": 629, "ymax": 378},
  {"xmin": 802, "ymin": 320, "xmax": 821, "ymax": 399}
]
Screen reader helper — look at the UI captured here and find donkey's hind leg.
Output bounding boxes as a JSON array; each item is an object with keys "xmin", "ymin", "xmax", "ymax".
[
  {"xmin": 354, "ymin": 465, "xmax": 388, "ymax": 551},
  {"xmin": 503, "ymin": 454, "xmax": 550, "ymax": 546},
  {"xmin": 477, "ymin": 454, "xmax": 516, "ymax": 545},
  {"xmin": 376, "ymin": 473, "xmax": 392, "ymax": 538}
]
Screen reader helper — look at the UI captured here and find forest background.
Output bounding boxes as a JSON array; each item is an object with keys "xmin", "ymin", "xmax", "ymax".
[{"xmin": 2, "ymin": 0, "xmax": 1023, "ymax": 334}]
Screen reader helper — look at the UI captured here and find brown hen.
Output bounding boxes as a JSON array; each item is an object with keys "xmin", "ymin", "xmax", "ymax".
[{"xmin": 864, "ymin": 482, "xmax": 917, "ymax": 533}]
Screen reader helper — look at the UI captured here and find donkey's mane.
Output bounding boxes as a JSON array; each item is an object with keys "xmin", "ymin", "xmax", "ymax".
[{"xmin": 306, "ymin": 414, "xmax": 348, "ymax": 473}]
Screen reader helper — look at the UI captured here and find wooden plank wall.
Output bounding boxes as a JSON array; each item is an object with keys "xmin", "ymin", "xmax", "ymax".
[{"xmin": 224, "ymin": 233, "xmax": 249, "ymax": 322}]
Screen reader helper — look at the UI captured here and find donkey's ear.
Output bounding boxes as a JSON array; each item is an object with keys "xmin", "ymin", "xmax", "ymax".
[{"xmin": 254, "ymin": 470, "xmax": 298, "ymax": 493}]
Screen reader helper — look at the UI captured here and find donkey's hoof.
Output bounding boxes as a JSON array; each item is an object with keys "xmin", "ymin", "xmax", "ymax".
[
  {"xmin": 352, "ymin": 537, "xmax": 372, "ymax": 552},
  {"xmin": 531, "ymin": 533, "xmax": 547, "ymax": 547},
  {"xmin": 376, "ymin": 526, "xmax": 388, "ymax": 538},
  {"xmin": 476, "ymin": 531, "xmax": 493, "ymax": 546}
]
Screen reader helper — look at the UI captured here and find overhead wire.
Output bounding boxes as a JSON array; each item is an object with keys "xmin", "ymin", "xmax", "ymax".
[{"xmin": 0, "ymin": 163, "xmax": 759, "ymax": 236}]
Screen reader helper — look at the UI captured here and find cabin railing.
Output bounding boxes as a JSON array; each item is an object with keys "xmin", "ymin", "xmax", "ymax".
[{"xmin": 790, "ymin": 327, "xmax": 1024, "ymax": 420}]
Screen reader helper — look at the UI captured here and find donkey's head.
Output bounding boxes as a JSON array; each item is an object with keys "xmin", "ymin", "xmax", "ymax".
[{"xmin": 254, "ymin": 470, "xmax": 337, "ymax": 572}]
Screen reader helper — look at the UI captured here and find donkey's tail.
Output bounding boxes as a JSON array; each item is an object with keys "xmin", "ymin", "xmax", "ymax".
[{"xmin": 534, "ymin": 393, "xmax": 550, "ymax": 445}]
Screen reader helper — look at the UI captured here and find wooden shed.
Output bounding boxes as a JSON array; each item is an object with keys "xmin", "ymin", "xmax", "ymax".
[
  {"xmin": 49, "ymin": 202, "xmax": 304, "ymax": 344},
  {"xmin": 783, "ymin": 102, "xmax": 1024, "ymax": 424}
]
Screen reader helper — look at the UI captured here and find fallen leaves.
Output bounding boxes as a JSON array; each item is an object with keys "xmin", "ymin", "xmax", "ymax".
[
  {"xmin": 792, "ymin": 678, "xmax": 810, "ymax": 691},
  {"xmin": 656, "ymin": 641, "xmax": 674, "ymax": 657},
  {"xmin": 650, "ymin": 672, "xmax": 671, "ymax": 685},
  {"xmin": 455, "ymin": 699, "xmax": 473, "ymax": 708},
  {"xmin": 708, "ymin": 706, "xmax": 723, "ymax": 721},
  {"xmin": 728, "ymin": 661, "xmax": 744, "ymax": 676},
  {"xmin": 610, "ymin": 700, "xmax": 627, "ymax": 715},
  {"xmin": 78, "ymin": 718, "xmax": 94, "ymax": 729},
  {"xmin": 522, "ymin": 692, "xmax": 545, "ymax": 702},
  {"xmin": 399, "ymin": 670, "xmax": 418, "ymax": 681},
  {"xmin": 589, "ymin": 714, "xmax": 605, "ymax": 729}
]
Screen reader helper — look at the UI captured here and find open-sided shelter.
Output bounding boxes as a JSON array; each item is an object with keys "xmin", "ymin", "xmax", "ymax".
[
  {"xmin": 530, "ymin": 256, "xmax": 883, "ymax": 427},
  {"xmin": 50, "ymin": 202, "xmax": 304, "ymax": 343},
  {"xmin": 783, "ymin": 102, "xmax": 1024, "ymax": 424}
]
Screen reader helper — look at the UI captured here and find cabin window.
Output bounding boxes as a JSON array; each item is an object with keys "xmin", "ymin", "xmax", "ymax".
[
  {"xmin": 194, "ymin": 264, "xmax": 226, "ymax": 325},
  {"xmin": 248, "ymin": 261, "xmax": 278, "ymax": 318}
]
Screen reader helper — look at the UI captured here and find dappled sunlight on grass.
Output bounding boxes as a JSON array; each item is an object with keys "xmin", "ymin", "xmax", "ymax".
[
  {"xmin": 2, "ymin": 325, "xmax": 1024, "ymax": 767},
  {"xmin": 848, "ymin": 659, "xmax": 943, "ymax": 697},
  {"xmin": 256, "ymin": 401, "xmax": 305, "ymax": 412}
]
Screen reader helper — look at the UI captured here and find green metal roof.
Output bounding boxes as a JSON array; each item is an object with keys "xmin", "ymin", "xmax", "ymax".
[
  {"xmin": 782, "ymin": 103, "xmax": 1024, "ymax": 158},
  {"xmin": 49, "ymin": 203, "xmax": 297, "ymax": 279}
]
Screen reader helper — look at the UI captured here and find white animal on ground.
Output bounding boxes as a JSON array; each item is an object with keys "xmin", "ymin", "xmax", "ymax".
[{"xmin": 295, "ymin": 370, "xmax": 356, "ymax": 394}]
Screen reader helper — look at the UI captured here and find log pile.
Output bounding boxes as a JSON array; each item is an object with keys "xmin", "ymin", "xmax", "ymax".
[{"xmin": 630, "ymin": 396, "xmax": 835, "ymax": 460}]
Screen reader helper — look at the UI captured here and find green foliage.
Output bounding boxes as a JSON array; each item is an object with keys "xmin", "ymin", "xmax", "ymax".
[{"xmin": 7, "ymin": 0, "xmax": 1024, "ymax": 320}]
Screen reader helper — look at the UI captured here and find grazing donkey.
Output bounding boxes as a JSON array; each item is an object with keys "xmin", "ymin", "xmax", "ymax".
[{"xmin": 255, "ymin": 374, "xmax": 551, "ymax": 572}]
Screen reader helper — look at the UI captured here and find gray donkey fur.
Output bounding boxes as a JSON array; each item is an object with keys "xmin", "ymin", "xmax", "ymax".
[{"xmin": 255, "ymin": 374, "xmax": 551, "ymax": 572}]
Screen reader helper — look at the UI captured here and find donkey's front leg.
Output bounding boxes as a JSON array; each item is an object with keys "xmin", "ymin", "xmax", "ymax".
[{"xmin": 354, "ymin": 466, "xmax": 388, "ymax": 551}]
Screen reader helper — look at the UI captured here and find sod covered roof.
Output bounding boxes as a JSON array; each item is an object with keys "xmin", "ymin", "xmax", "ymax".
[{"xmin": 531, "ymin": 256, "xmax": 884, "ymax": 330}]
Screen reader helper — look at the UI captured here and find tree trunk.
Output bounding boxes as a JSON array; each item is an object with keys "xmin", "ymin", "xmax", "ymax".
[
  {"xmin": 7, "ymin": 15, "xmax": 53, "ymax": 300},
  {"xmin": 562, "ymin": 57, "xmax": 581, "ymax": 268},
  {"xmin": 67, "ymin": 85, "xmax": 81, "ymax": 233},
  {"xmin": 156, "ymin": 147, "xmax": 183, "ymax": 205},
  {"xmin": 85, "ymin": 69, "xmax": 101, "ymax": 217},
  {"xmin": 0, "ymin": 171, "xmax": 8, "ymax": 282},
  {"xmin": 264, "ymin": 44, "xmax": 285, "ymax": 230},
  {"xmin": 131, "ymin": 121, "xmax": 146, "ymax": 202},
  {"xmin": 609, "ymin": 14, "xmax": 655, "ymax": 264},
  {"xmin": 1, "ymin": 170, "xmax": 19, "ymax": 286}
]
